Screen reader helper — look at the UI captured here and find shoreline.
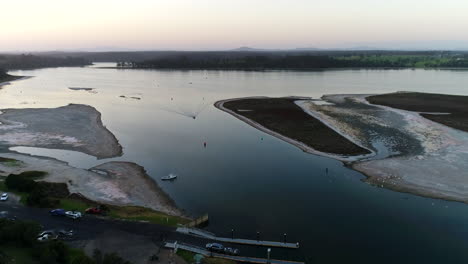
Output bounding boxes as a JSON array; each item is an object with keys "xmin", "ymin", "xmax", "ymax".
[
  {"xmin": 216, "ymin": 94, "xmax": 468, "ymax": 205},
  {"xmin": 0, "ymin": 75, "xmax": 31, "ymax": 87}
]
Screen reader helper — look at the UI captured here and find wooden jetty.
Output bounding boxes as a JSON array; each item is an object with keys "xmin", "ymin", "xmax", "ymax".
[
  {"xmin": 165, "ymin": 241, "xmax": 304, "ymax": 264},
  {"xmin": 176, "ymin": 227, "xmax": 299, "ymax": 249}
]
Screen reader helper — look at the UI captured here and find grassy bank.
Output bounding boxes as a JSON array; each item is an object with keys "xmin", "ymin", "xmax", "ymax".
[
  {"xmin": 176, "ymin": 249, "xmax": 236, "ymax": 264},
  {"xmin": 367, "ymin": 92, "xmax": 468, "ymax": 132},
  {"xmin": 221, "ymin": 98, "xmax": 370, "ymax": 156},
  {"xmin": 0, "ymin": 169, "xmax": 188, "ymax": 227}
]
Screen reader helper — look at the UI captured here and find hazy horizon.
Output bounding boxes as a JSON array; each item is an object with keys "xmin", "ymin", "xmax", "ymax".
[{"xmin": 2, "ymin": 0, "xmax": 468, "ymax": 52}]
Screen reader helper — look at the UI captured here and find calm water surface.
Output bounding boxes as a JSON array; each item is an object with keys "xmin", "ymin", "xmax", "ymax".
[{"xmin": 4, "ymin": 65, "xmax": 468, "ymax": 263}]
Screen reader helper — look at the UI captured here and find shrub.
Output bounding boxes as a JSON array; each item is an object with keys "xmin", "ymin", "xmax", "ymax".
[
  {"xmin": 0, "ymin": 219, "xmax": 41, "ymax": 247},
  {"xmin": 5, "ymin": 173, "xmax": 37, "ymax": 192},
  {"xmin": 26, "ymin": 184, "xmax": 59, "ymax": 208}
]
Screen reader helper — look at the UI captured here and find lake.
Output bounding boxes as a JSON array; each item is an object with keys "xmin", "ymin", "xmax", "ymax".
[{"xmin": 4, "ymin": 65, "xmax": 468, "ymax": 263}]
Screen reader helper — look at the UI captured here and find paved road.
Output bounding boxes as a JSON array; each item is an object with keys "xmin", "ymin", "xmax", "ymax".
[
  {"xmin": 0, "ymin": 202, "xmax": 251, "ymax": 253},
  {"xmin": 0, "ymin": 202, "xmax": 304, "ymax": 262}
]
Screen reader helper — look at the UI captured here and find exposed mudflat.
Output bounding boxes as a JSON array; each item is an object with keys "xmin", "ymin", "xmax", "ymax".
[
  {"xmin": 90, "ymin": 162, "xmax": 182, "ymax": 216},
  {"xmin": 0, "ymin": 104, "xmax": 122, "ymax": 159},
  {"xmin": 0, "ymin": 153, "xmax": 183, "ymax": 216},
  {"xmin": 301, "ymin": 93, "xmax": 468, "ymax": 203}
]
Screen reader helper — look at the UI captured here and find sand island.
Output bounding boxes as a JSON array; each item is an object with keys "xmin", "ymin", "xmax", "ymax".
[{"xmin": 216, "ymin": 92, "xmax": 468, "ymax": 204}]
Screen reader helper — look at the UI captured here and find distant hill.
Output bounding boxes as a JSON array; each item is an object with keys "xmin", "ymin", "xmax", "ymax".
[{"xmin": 230, "ymin": 46, "xmax": 270, "ymax": 52}]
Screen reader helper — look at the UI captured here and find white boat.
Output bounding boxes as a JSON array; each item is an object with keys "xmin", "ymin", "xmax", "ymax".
[{"xmin": 161, "ymin": 174, "xmax": 177, "ymax": 181}]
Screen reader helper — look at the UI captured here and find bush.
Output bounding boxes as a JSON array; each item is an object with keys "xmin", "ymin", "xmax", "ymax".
[
  {"xmin": 26, "ymin": 184, "xmax": 59, "ymax": 208},
  {"xmin": 71, "ymin": 255, "xmax": 95, "ymax": 264},
  {"xmin": 0, "ymin": 219, "xmax": 41, "ymax": 247},
  {"xmin": 18, "ymin": 171, "xmax": 47, "ymax": 179},
  {"xmin": 5, "ymin": 173, "xmax": 37, "ymax": 192}
]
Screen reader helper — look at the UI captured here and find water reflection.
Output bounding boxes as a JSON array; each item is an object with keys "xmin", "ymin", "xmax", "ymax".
[{"xmin": 3, "ymin": 65, "xmax": 468, "ymax": 263}]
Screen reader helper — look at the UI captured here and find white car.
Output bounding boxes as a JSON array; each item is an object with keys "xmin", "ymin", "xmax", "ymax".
[
  {"xmin": 0, "ymin": 193, "xmax": 8, "ymax": 201},
  {"xmin": 37, "ymin": 233, "xmax": 52, "ymax": 242},
  {"xmin": 65, "ymin": 211, "xmax": 82, "ymax": 219}
]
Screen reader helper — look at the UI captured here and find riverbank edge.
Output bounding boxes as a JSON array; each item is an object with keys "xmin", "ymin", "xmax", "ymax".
[
  {"xmin": 0, "ymin": 75, "xmax": 31, "ymax": 87},
  {"xmin": 214, "ymin": 97, "xmax": 373, "ymax": 162},
  {"xmin": 0, "ymin": 153, "xmax": 190, "ymax": 223}
]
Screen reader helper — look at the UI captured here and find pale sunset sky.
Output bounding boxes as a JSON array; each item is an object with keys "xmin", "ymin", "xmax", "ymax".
[{"xmin": 1, "ymin": 0, "xmax": 467, "ymax": 51}]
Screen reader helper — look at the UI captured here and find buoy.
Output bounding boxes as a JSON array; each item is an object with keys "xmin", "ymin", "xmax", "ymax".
[
  {"xmin": 203, "ymin": 142, "xmax": 207, "ymax": 147},
  {"xmin": 171, "ymin": 97, "xmax": 173, "ymax": 101}
]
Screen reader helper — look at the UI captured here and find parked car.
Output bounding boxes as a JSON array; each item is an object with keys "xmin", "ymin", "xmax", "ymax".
[
  {"xmin": 65, "ymin": 211, "xmax": 82, "ymax": 220},
  {"xmin": 206, "ymin": 243, "xmax": 224, "ymax": 253},
  {"xmin": 37, "ymin": 231, "xmax": 58, "ymax": 242},
  {"xmin": 0, "ymin": 193, "xmax": 8, "ymax": 201},
  {"xmin": 37, "ymin": 230, "xmax": 57, "ymax": 239},
  {"xmin": 57, "ymin": 229, "xmax": 74, "ymax": 240},
  {"xmin": 85, "ymin": 207, "xmax": 102, "ymax": 215},
  {"xmin": 223, "ymin": 247, "xmax": 239, "ymax": 256},
  {"xmin": 37, "ymin": 233, "xmax": 52, "ymax": 242},
  {"xmin": 49, "ymin": 209, "xmax": 66, "ymax": 216}
]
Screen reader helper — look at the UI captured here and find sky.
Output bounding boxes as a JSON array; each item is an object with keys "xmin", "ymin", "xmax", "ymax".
[{"xmin": 1, "ymin": 0, "xmax": 468, "ymax": 51}]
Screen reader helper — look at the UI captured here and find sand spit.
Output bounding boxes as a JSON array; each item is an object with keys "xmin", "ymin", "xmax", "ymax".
[
  {"xmin": 215, "ymin": 97, "xmax": 372, "ymax": 162},
  {"xmin": 0, "ymin": 153, "xmax": 183, "ymax": 216},
  {"xmin": 0, "ymin": 104, "xmax": 122, "ymax": 159},
  {"xmin": 90, "ymin": 162, "xmax": 182, "ymax": 216}
]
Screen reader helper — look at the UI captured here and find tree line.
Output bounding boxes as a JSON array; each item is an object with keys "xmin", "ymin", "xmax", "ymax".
[
  {"xmin": 0, "ymin": 54, "xmax": 90, "ymax": 70},
  {"xmin": 130, "ymin": 54, "xmax": 468, "ymax": 70}
]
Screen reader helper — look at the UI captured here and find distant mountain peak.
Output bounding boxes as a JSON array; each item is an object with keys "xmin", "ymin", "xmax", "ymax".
[{"xmin": 230, "ymin": 46, "xmax": 265, "ymax": 52}]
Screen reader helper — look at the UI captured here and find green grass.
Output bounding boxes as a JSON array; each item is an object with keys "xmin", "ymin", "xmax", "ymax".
[
  {"xmin": 108, "ymin": 205, "xmax": 189, "ymax": 227},
  {"xmin": 203, "ymin": 258, "xmax": 237, "ymax": 264},
  {"xmin": 176, "ymin": 249, "xmax": 196, "ymax": 263},
  {"xmin": 67, "ymin": 247, "xmax": 91, "ymax": 262},
  {"xmin": 0, "ymin": 157, "xmax": 23, "ymax": 167},
  {"xmin": 57, "ymin": 197, "xmax": 189, "ymax": 227},
  {"xmin": 58, "ymin": 198, "xmax": 90, "ymax": 211}
]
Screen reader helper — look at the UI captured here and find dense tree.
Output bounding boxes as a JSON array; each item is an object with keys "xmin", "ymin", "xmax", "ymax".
[
  {"xmin": 132, "ymin": 54, "xmax": 468, "ymax": 70},
  {"xmin": 0, "ymin": 54, "xmax": 90, "ymax": 71}
]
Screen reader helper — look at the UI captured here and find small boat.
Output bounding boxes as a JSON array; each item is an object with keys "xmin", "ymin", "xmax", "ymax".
[{"xmin": 161, "ymin": 174, "xmax": 177, "ymax": 181}]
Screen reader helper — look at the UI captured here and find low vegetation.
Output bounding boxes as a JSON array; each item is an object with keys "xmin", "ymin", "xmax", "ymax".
[
  {"xmin": 4, "ymin": 171, "xmax": 70, "ymax": 208},
  {"xmin": 0, "ymin": 68, "xmax": 22, "ymax": 83},
  {"xmin": 367, "ymin": 92, "xmax": 468, "ymax": 132},
  {"xmin": 176, "ymin": 249, "xmax": 196, "ymax": 263},
  {"xmin": 223, "ymin": 98, "xmax": 370, "ymax": 156},
  {"xmin": 0, "ymin": 157, "xmax": 23, "ymax": 167},
  {"xmin": 176, "ymin": 249, "xmax": 236, "ymax": 264}
]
